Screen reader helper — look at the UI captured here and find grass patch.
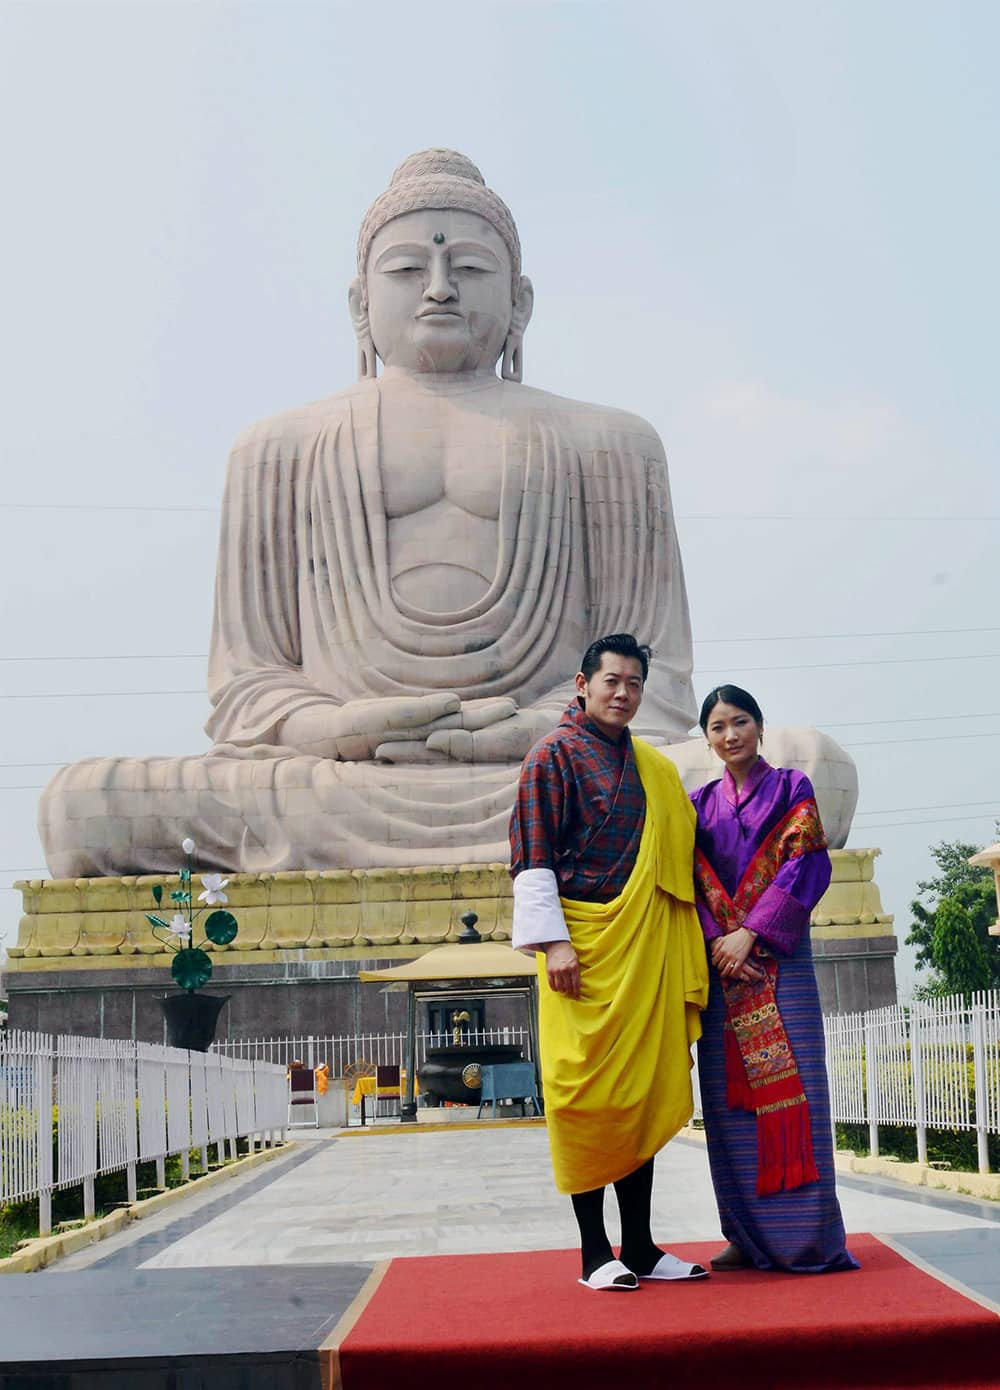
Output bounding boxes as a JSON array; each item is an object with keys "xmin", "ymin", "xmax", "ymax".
[{"xmin": 837, "ymin": 1123, "xmax": 1000, "ymax": 1172}]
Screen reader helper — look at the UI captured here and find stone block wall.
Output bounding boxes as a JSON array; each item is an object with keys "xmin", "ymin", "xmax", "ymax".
[{"xmin": 6, "ymin": 850, "xmax": 896, "ymax": 1040}]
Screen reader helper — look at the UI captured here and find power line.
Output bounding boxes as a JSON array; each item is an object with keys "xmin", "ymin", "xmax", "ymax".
[
  {"xmin": 841, "ymin": 733, "xmax": 999, "ymax": 747},
  {"xmin": 823, "ymin": 712, "xmax": 1000, "ymax": 729},
  {"xmin": 6, "ymin": 782, "xmax": 997, "ymax": 827},
  {"xmin": 696, "ymin": 626, "xmax": 1000, "ymax": 644},
  {"xmin": 854, "ymin": 800, "xmax": 998, "ymax": 817},
  {"xmin": 0, "ymin": 731, "xmax": 995, "ymax": 773},
  {"xmin": 0, "ymin": 502, "xmax": 219, "ymax": 514},
  {"xmin": 699, "ymin": 653, "xmax": 1000, "ymax": 675},
  {"xmin": 0, "ymin": 762, "xmax": 70, "ymax": 769},
  {"xmin": 0, "ymin": 690, "xmax": 204, "ymax": 700},
  {"xmin": 855, "ymin": 813, "xmax": 999, "ymax": 830},
  {"xmin": 3, "ymin": 653, "xmax": 997, "ymax": 700},
  {"xmin": 0, "ymin": 655, "xmax": 206, "ymax": 663},
  {"xmin": 0, "ymin": 770, "xmax": 992, "ymax": 817},
  {"xmin": 681, "ymin": 513, "xmax": 999, "ymax": 523},
  {"xmin": 0, "ymin": 625, "xmax": 997, "ymax": 665},
  {"xmin": 1, "ymin": 501, "xmax": 997, "ymax": 522}
]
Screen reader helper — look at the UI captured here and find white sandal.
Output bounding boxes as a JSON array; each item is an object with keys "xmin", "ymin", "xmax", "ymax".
[
  {"xmin": 639, "ymin": 1251, "xmax": 709, "ymax": 1281},
  {"xmin": 578, "ymin": 1258, "xmax": 639, "ymax": 1291}
]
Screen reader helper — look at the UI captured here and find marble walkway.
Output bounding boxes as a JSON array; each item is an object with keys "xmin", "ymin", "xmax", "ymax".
[
  {"xmin": 5, "ymin": 1123, "xmax": 1000, "ymax": 1378},
  {"xmin": 49, "ymin": 1123, "xmax": 1000, "ymax": 1272}
]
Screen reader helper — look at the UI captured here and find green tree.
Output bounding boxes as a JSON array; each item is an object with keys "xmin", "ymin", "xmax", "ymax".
[{"xmin": 908, "ymin": 829, "xmax": 999, "ymax": 999}]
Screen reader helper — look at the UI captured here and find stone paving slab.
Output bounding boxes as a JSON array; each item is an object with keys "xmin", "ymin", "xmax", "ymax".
[
  {"xmin": 131, "ymin": 1130, "xmax": 1000, "ymax": 1268},
  {"xmin": 8, "ymin": 1125, "xmax": 1000, "ymax": 1381},
  {"xmin": 45, "ymin": 1127, "xmax": 1000, "ymax": 1273},
  {"xmin": 0, "ymin": 1266, "xmax": 370, "ymax": 1364}
]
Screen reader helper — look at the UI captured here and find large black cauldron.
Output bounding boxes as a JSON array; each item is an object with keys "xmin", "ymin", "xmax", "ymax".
[{"xmin": 418, "ymin": 1044, "xmax": 523, "ymax": 1105}]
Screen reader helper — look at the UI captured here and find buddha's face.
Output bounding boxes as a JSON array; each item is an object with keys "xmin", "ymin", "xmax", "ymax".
[{"xmin": 364, "ymin": 209, "xmax": 514, "ymax": 373}]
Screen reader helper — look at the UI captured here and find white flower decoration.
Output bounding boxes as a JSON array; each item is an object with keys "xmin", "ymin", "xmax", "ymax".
[
  {"xmin": 198, "ymin": 873, "xmax": 230, "ymax": 905},
  {"xmin": 167, "ymin": 913, "xmax": 191, "ymax": 941},
  {"xmin": 181, "ymin": 837, "xmax": 196, "ymax": 856}
]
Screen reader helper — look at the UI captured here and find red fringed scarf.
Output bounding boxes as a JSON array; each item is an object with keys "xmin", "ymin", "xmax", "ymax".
[{"xmin": 694, "ymin": 798, "xmax": 826, "ymax": 1196}]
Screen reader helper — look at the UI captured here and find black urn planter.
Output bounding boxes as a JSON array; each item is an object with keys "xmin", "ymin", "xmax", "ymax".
[{"xmin": 159, "ymin": 992, "xmax": 230, "ymax": 1052}]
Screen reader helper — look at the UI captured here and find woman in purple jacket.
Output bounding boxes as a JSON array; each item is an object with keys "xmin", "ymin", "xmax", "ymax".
[{"xmin": 691, "ymin": 684, "xmax": 857, "ymax": 1274}]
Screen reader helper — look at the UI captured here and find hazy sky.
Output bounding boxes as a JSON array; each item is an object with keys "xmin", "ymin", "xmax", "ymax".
[{"xmin": 1, "ymin": 1, "xmax": 998, "ymax": 1000}]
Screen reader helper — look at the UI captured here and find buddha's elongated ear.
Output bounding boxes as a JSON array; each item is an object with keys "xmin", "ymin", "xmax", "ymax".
[
  {"xmin": 348, "ymin": 277, "xmax": 378, "ymax": 380},
  {"xmin": 502, "ymin": 275, "xmax": 534, "ymax": 382}
]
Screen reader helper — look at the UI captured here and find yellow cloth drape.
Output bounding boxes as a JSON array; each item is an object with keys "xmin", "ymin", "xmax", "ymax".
[
  {"xmin": 538, "ymin": 738, "xmax": 709, "ymax": 1194},
  {"xmin": 350, "ymin": 1072, "xmax": 416, "ymax": 1105}
]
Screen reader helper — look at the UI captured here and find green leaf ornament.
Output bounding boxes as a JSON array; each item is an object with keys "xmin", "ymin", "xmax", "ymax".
[
  {"xmin": 171, "ymin": 947, "xmax": 213, "ymax": 991},
  {"xmin": 204, "ymin": 910, "xmax": 238, "ymax": 946}
]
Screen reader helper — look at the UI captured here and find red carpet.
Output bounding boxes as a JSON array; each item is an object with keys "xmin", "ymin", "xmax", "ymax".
[{"xmin": 330, "ymin": 1235, "xmax": 1000, "ymax": 1390}]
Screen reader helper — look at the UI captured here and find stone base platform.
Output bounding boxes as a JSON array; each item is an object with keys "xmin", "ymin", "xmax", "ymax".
[
  {"xmin": 5, "ymin": 850, "xmax": 896, "ymax": 1037},
  {"xmin": 810, "ymin": 846, "xmax": 898, "ymax": 1013},
  {"xmin": 9, "ymin": 862, "xmax": 514, "ymax": 965}
]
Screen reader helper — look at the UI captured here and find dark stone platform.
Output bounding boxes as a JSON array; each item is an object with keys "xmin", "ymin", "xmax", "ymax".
[{"xmin": 0, "ymin": 1265, "xmax": 371, "ymax": 1388}]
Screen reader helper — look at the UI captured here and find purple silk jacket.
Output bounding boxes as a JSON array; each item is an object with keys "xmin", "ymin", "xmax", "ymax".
[{"xmin": 689, "ymin": 759, "xmax": 831, "ymax": 952}]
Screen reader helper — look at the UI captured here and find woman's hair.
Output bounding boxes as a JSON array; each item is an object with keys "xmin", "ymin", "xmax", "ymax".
[{"xmin": 698, "ymin": 684, "xmax": 764, "ymax": 733}]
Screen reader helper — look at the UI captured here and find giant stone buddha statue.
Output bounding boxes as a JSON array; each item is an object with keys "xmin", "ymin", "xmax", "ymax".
[{"xmin": 40, "ymin": 150, "xmax": 856, "ymax": 876}]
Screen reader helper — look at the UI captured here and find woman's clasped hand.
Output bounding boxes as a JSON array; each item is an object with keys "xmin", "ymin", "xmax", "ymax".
[{"xmin": 709, "ymin": 927, "xmax": 765, "ymax": 984}]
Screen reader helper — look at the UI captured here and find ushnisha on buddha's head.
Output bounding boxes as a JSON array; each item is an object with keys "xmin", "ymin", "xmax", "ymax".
[{"xmin": 349, "ymin": 150, "xmax": 534, "ymax": 380}]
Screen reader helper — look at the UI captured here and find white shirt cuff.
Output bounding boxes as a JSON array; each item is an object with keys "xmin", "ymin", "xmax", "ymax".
[{"xmin": 511, "ymin": 868, "xmax": 570, "ymax": 954}]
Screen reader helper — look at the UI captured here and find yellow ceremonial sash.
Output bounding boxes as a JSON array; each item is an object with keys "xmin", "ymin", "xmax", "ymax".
[{"xmin": 537, "ymin": 739, "xmax": 709, "ymax": 1194}]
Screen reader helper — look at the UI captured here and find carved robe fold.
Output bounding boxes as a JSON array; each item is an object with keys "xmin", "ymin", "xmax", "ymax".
[{"xmin": 40, "ymin": 377, "xmax": 696, "ymax": 876}]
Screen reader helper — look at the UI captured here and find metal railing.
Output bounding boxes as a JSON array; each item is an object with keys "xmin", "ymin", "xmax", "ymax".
[
  {"xmin": 1, "ymin": 1029, "xmax": 287, "ymax": 1238},
  {"xmin": 823, "ymin": 991, "xmax": 1000, "ymax": 1172},
  {"xmin": 216, "ymin": 1026, "xmax": 533, "ymax": 1074}
]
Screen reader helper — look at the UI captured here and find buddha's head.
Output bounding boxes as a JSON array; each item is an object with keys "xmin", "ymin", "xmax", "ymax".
[{"xmin": 350, "ymin": 150, "xmax": 534, "ymax": 379}]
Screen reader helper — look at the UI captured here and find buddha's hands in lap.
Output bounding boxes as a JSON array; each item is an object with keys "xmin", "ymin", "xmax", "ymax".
[
  {"xmin": 369, "ymin": 697, "xmax": 520, "ymax": 763},
  {"xmin": 279, "ymin": 694, "xmax": 479, "ymax": 761},
  {"xmin": 422, "ymin": 707, "xmax": 558, "ymax": 763}
]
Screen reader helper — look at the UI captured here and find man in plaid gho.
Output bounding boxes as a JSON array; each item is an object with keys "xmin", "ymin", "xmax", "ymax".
[{"xmin": 510, "ymin": 632, "xmax": 709, "ymax": 1291}]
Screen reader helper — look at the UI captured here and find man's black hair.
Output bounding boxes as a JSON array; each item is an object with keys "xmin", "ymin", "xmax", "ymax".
[
  {"xmin": 580, "ymin": 633, "xmax": 651, "ymax": 683},
  {"xmin": 698, "ymin": 684, "xmax": 764, "ymax": 733}
]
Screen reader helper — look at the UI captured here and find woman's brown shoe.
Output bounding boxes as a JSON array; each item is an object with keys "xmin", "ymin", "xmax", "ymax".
[{"xmin": 710, "ymin": 1243, "xmax": 750, "ymax": 1270}]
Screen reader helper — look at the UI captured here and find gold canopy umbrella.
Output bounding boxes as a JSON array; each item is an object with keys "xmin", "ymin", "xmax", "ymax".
[{"xmin": 359, "ymin": 942, "xmax": 538, "ymax": 984}]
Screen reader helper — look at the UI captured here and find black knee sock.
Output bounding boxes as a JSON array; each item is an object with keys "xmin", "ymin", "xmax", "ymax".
[
  {"xmin": 614, "ymin": 1158, "xmax": 662, "ymax": 1276},
  {"xmin": 570, "ymin": 1186, "xmax": 613, "ymax": 1278}
]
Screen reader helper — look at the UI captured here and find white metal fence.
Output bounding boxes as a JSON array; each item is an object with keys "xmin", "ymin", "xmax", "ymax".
[
  {"xmin": 12, "ymin": 988, "xmax": 1000, "ymax": 1243},
  {"xmin": 216, "ymin": 1026, "xmax": 533, "ymax": 1073},
  {"xmin": 1, "ymin": 1030, "xmax": 287, "ymax": 1238},
  {"xmin": 823, "ymin": 991, "xmax": 1000, "ymax": 1173}
]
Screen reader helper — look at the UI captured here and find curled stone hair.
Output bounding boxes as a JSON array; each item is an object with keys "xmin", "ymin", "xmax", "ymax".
[{"xmin": 356, "ymin": 149, "xmax": 522, "ymax": 302}]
